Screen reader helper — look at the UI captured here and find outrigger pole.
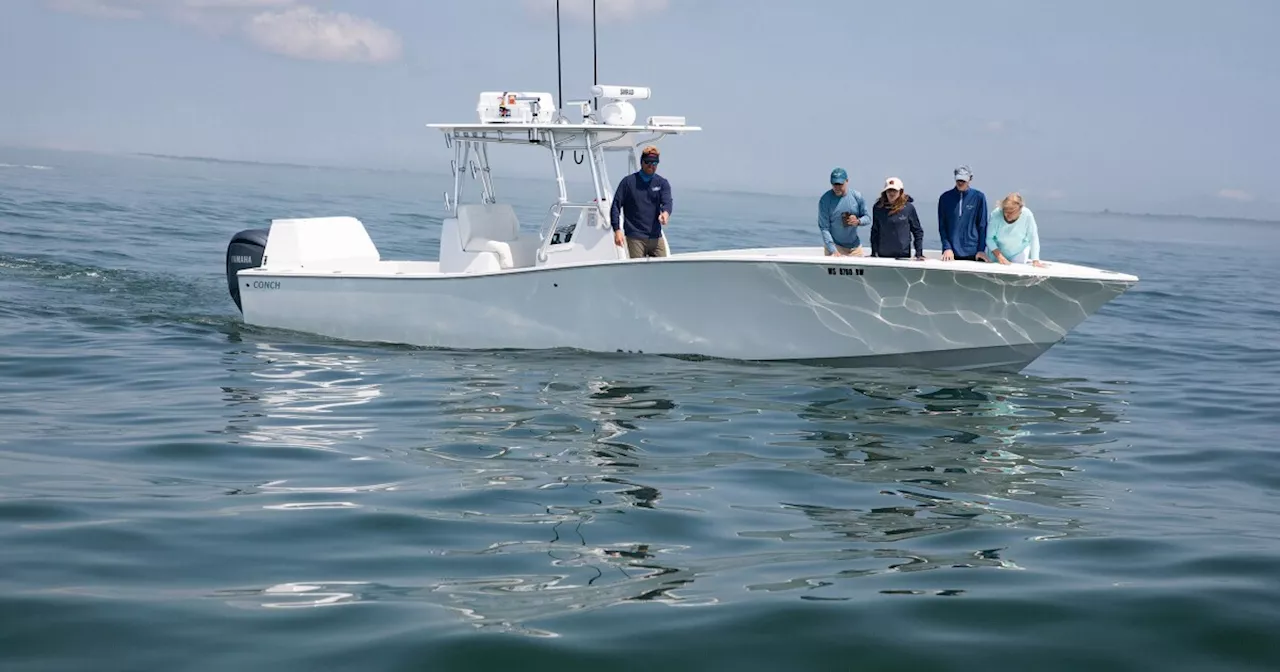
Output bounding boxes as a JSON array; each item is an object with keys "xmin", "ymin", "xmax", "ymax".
[
  {"xmin": 593, "ymin": 0, "xmax": 598, "ymax": 111},
  {"xmin": 553, "ymin": 0, "xmax": 600, "ymax": 118},
  {"xmin": 555, "ymin": 0, "xmax": 563, "ymax": 115}
]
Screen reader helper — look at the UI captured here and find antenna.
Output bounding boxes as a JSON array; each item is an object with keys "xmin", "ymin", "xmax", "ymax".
[
  {"xmin": 592, "ymin": 0, "xmax": 598, "ymax": 113},
  {"xmin": 555, "ymin": 0, "xmax": 563, "ymax": 116},
  {"xmin": 593, "ymin": 0, "xmax": 598, "ymax": 85}
]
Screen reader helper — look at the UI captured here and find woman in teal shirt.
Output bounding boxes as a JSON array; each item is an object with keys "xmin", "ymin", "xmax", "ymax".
[{"xmin": 986, "ymin": 192, "xmax": 1045, "ymax": 267}]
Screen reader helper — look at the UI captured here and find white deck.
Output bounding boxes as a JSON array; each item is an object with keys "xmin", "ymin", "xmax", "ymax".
[
  {"xmin": 674, "ymin": 248, "xmax": 1140, "ymax": 282},
  {"xmin": 246, "ymin": 246, "xmax": 1136, "ymax": 284}
]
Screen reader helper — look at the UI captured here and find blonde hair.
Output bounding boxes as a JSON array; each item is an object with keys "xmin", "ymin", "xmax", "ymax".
[{"xmin": 1000, "ymin": 192, "xmax": 1024, "ymax": 209}]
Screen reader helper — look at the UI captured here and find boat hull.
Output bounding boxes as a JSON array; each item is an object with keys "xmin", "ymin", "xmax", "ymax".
[{"xmin": 237, "ymin": 255, "xmax": 1136, "ymax": 372}]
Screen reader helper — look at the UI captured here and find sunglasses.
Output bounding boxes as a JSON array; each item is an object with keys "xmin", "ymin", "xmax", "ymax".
[{"xmin": 642, "ymin": 157, "xmax": 659, "ymax": 165}]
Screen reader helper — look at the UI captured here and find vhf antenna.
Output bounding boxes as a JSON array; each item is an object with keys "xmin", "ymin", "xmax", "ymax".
[
  {"xmin": 555, "ymin": 0, "xmax": 563, "ymax": 116},
  {"xmin": 553, "ymin": 0, "xmax": 600, "ymax": 121},
  {"xmin": 593, "ymin": 0, "xmax": 598, "ymax": 114}
]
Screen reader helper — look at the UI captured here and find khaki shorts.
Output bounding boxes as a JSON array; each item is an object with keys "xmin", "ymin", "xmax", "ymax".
[
  {"xmin": 626, "ymin": 236, "xmax": 669, "ymax": 258},
  {"xmin": 825, "ymin": 244, "xmax": 864, "ymax": 256}
]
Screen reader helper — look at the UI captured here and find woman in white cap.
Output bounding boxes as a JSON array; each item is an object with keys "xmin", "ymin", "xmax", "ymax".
[
  {"xmin": 869, "ymin": 177, "xmax": 925, "ymax": 260},
  {"xmin": 986, "ymin": 192, "xmax": 1045, "ymax": 267}
]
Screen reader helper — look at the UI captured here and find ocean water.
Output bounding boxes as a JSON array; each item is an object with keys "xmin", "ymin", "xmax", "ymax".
[{"xmin": 2, "ymin": 147, "xmax": 1278, "ymax": 671}]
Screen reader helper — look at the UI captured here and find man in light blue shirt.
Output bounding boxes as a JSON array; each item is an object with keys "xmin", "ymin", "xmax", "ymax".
[{"xmin": 817, "ymin": 167, "xmax": 870, "ymax": 256}]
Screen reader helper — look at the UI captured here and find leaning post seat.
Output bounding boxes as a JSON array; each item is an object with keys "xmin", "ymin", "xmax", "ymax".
[{"xmin": 456, "ymin": 204, "xmax": 521, "ymax": 268}]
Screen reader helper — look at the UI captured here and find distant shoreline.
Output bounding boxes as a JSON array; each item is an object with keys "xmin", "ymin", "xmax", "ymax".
[
  {"xmin": 695, "ymin": 189, "xmax": 1280, "ymax": 225},
  {"xmin": 1046, "ymin": 208, "xmax": 1280, "ymax": 226},
  {"xmin": 101, "ymin": 154, "xmax": 1280, "ymax": 225},
  {"xmin": 133, "ymin": 152, "xmax": 427, "ymax": 177},
  {"xmin": 4, "ymin": 145, "xmax": 1276, "ymax": 224}
]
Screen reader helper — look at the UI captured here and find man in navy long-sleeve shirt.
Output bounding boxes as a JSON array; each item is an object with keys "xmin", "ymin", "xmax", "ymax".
[
  {"xmin": 936, "ymin": 164, "xmax": 989, "ymax": 262},
  {"xmin": 610, "ymin": 145, "xmax": 672, "ymax": 258}
]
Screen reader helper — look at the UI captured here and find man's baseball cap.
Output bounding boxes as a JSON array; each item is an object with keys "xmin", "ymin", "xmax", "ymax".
[
  {"xmin": 830, "ymin": 167, "xmax": 848, "ymax": 184},
  {"xmin": 954, "ymin": 165, "xmax": 973, "ymax": 182}
]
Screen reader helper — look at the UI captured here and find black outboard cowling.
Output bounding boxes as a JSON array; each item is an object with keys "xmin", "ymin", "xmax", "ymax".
[{"xmin": 226, "ymin": 228, "xmax": 270, "ymax": 312}]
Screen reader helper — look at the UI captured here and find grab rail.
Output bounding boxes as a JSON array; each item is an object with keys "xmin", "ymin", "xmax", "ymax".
[{"xmin": 536, "ymin": 202, "xmax": 601, "ymax": 263}]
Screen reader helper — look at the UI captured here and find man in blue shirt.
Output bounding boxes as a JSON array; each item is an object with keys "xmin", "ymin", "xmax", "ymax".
[
  {"xmin": 817, "ymin": 167, "xmax": 871, "ymax": 256},
  {"xmin": 611, "ymin": 145, "xmax": 673, "ymax": 258},
  {"xmin": 936, "ymin": 164, "xmax": 989, "ymax": 261}
]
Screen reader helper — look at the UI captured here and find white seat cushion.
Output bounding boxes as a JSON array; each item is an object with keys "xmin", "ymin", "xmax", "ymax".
[
  {"xmin": 467, "ymin": 238, "xmax": 514, "ymax": 268},
  {"xmin": 455, "ymin": 204, "xmax": 525, "ymax": 269},
  {"xmin": 457, "ymin": 204, "xmax": 519, "ymax": 244}
]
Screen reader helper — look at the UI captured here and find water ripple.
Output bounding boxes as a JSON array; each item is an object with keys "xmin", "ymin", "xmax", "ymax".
[{"xmin": 2, "ymin": 149, "xmax": 1278, "ymax": 671}]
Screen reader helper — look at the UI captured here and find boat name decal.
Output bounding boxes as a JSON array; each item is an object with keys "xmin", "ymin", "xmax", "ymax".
[
  {"xmin": 827, "ymin": 267, "xmax": 864, "ymax": 276},
  {"xmin": 251, "ymin": 280, "xmax": 281, "ymax": 290}
]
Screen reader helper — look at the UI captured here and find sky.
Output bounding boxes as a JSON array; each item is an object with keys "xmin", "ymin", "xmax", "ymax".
[{"xmin": 2, "ymin": 0, "xmax": 1279, "ymax": 220}]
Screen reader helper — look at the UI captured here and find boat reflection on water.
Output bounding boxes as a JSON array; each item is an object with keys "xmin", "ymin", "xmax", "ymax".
[
  {"xmin": 218, "ymin": 342, "xmax": 383, "ymax": 453},
  {"xmin": 213, "ymin": 339, "xmax": 1130, "ymax": 634}
]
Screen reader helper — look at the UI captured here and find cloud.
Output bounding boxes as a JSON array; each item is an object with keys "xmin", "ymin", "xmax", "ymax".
[
  {"xmin": 45, "ymin": 0, "xmax": 402, "ymax": 64},
  {"xmin": 184, "ymin": 0, "xmax": 294, "ymax": 7},
  {"xmin": 49, "ymin": 0, "xmax": 291, "ymax": 16},
  {"xmin": 244, "ymin": 7, "xmax": 402, "ymax": 63},
  {"xmin": 521, "ymin": 0, "xmax": 670, "ymax": 23},
  {"xmin": 47, "ymin": 0, "xmax": 147, "ymax": 18},
  {"xmin": 1216, "ymin": 188, "xmax": 1254, "ymax": 202}
]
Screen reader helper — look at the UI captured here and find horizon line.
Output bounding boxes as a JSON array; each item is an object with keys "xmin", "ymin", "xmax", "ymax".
[{"xmin": 3, "ymin": 144, "xmax": 1276, "ymax": 225}]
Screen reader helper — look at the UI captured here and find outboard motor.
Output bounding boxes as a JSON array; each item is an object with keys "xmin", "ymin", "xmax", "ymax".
[{"xmin": 225, "ymin": 228, "xmax": 270, "ymax": 312}]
